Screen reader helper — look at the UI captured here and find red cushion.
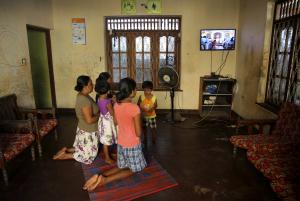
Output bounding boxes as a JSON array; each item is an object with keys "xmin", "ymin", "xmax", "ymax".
[
  {"xmin": 0, "ymin": 133, "xmax": 35, "ymax": 162},
  {"xmin": 38, "ymin": 119, "xmax": 58, "ymax": 137},
  {"xmin": 247, "ymin": 151, "xmax": 300, "ymax": 181}
]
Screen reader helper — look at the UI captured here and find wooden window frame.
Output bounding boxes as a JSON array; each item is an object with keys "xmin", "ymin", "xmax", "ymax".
[{"xmin": 105, "ymin": 16, "xmax": 181, "ymax": 90}]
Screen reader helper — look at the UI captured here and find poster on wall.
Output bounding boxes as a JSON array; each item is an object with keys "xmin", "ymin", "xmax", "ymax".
[
  {"xmin": 121, "ymin": 0, "xmax": 136, "ymax": 14},
  {"xmin": 72, "ymin": 18, "xmax": 86, "ymax": 45},
  {"xmin": 147, "ymin": 0, "xmax": 162, "ymax": 14}
]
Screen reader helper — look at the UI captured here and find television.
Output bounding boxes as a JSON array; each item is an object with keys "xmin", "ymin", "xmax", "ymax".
[{"xmin": 200, "ymin": 29, "xmax": 236, "ymax": 51}]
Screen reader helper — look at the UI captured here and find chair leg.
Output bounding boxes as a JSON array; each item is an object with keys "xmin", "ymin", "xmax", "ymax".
[
  {"xmin": 31, "ymin": 145, "xmax": 36, "ymax": 161},
  {"xmin": 2, "ymin": 167, "xmax": 8, "ymax": 186},
  {"xmin": 38, "ymin": 142, "xmax": 43, "ymax": 157},
  {"xmin": 54, "ymin": 129, "xmax": 58, "ymax": 141},
  {"xmin": 233, "ymin": 146, "xmax": 237, "ymax": 158}
]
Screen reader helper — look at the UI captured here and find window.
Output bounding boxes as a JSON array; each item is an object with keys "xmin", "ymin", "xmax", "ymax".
[
  {"xmin": 266, "ymin": 0, "xmax": 300, "ymax": 108},
  {"xmin": 105, "ymin": 16, "xmax": 181, "ymax": 89}
]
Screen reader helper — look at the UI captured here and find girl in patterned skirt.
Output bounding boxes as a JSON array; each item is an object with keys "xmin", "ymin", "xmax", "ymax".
[{"xmin": 95, "ymin": 80, "xmax": 117, "ymax": 164}]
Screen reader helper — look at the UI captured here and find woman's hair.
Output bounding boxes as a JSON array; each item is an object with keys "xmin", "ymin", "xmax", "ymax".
[
  {"xmin": 74, "ymin": 75, "xmax": 90, "ymax": 92},
  {"xmin": 97, "ymin": 72, "xmax": 111, "ymax": 82},
  {"xmin": 116, "ymin": 77, "xmax": 136, "ymax": 102},
  {"xmin": 94, "ymin": 80, "xmax": 110, "ymax": 95},
  {"xmin": 142, "ymin": 80, "xmax": 153, "ymax": 90}
]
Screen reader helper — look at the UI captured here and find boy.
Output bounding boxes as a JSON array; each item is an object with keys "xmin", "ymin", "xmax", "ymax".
[{"xmin": 137, "ymin": 81, "xmax": 158, "ymax": 144}]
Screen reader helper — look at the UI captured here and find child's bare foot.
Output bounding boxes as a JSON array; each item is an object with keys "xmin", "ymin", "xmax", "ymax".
[
  {"xmin": 53, "ymin": 147, "xmax": 67, "ymax": 160},
  {"xmin": 111, "ymin": 153, "xmax": 117, "ymax": 160},
  {"xmin": 105, "ymin": 158, "xmax": 115, "ymax": 165},
  {"xmin": 83, "ymin": 174, "xmax": 105, "ymax": 191}
]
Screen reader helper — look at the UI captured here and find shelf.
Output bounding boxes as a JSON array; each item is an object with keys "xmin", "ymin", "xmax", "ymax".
[
  {"xmin": 203, "ymin": 93, "xmax": 232, "ymax": 96},
  {"xmin": 202, "ymin": 104, "xmax": 232, "ymax": 107}
]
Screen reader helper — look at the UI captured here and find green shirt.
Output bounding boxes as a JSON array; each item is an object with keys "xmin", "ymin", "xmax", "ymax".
[{"xmin": 75, "ymin": 94, "xmax": 99, "ymax": 132}]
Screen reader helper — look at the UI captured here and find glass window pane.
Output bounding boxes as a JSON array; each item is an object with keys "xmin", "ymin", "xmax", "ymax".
[
  {"xmin": 120, "ymin": 53, "xmax": 127, "ymax": 67},
  {"xmin": 144, "ymin": 54, "xmax": 151, "ymax": 68},
  {"xmin": 136, "ymin": 68, "xmax": 143, "ymax": 83},
  {"xmin": 120, "ymin": 36, "xmax": 127, "ymax": 52},
  {"xmin": 159, "ymin": 53, "xmax": 166, "ymax": 68},
  {"xmin": 283, "ymin": 54, "xmax": 290, "ymax": 77},
  {"xmin": 144, "ymin": 69, "xmax": 152, "ymax": 81},
  {"xmin": 279, "ymin": 79, "xmax": 286, "ymax": 101},
  {"xmin": 276, "ymin": 54, "xmax": 283, "ymax": 76},
  {"xmin": 136, "ymin": 53, "xmax": 142, "ymax": 68},
  {"xmin": 295, "ymin": 82, "xmax": 300, "ymax": 105},
  {"xmin": 167, "ymin": 53, "xmax": 175, "ymax": 66},
  {"xmin": 279, "ymin": 29, "xmax": 287, "ymax": 52},
  {"xmin": 287, "ymin": 27, "xmax": 293, "ymax": 52},
  {"xmin": 168, "ymin": 36, "xmax": 175, "ymax": 52},
  {"xmin": 121, "ymin": 69, "xmax": 127, "ymax": 79},
  {"xmin": 113, "ymin": 69, "xmax": 119, "ymax": 82},
  {"xmin": 273, "ymin": 78, "xmax": 280, "ymax": 103},
  {"xmin": 144, "ymin": 37, "xmax": 151, "ymax": 52},
  {"xmin": 112, "ymin": 53, "xmax": 119, "ymax": 68},
  {"xmin": 136, "ymin": 36, "xmax": 142, "ymax": 52},
  {"xmin": 112, "ymin": 37, "xmax": 119, "ymax": 52},
  {"xmin": 160, "ymin": 36, "xmax": 167, "ymax": 52}
]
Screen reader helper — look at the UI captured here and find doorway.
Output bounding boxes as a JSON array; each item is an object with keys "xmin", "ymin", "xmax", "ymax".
[{"xmin": 27, "ymin": 25, "xmax": 56, "ymax": 108}]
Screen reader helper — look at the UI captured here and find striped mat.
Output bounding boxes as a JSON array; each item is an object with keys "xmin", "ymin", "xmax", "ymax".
[{"xmin": 81, "ymin": 157, "xmax": 178, "ymax": 201}]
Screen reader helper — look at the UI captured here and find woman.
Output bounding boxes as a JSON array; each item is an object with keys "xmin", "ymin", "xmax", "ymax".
[{"xmin": 53, "ymin": 75, "xmax": 100, "ymax": 164}]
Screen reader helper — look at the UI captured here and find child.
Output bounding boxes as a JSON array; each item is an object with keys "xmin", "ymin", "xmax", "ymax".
[
  {"xmin": 95, "ymin": 72, "xmax": 115, "ymax": 101},
  {"xmin": 137, "ymin": 81, "xmax": 158, "ymax": 144},
  {"xmin": 95, "ymin": 80, "xmax": 117, "ymax": 164},
  {"xmin": 83, "ymin": 77, "xmax": 147, "ymax": 191}
]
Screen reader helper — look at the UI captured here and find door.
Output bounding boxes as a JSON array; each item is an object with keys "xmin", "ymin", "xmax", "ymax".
[{"xmin": 27, "ymin": 26, "xmax": 56, "ymax": 108}]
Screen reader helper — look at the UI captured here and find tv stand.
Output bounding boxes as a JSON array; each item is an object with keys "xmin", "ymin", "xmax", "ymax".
[{"xmin": 199, "ymin": 76, "xmax": 236, "ymax": 119}]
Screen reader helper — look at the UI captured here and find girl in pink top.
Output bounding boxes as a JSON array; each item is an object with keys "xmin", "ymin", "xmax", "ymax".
[{"xmin": 83, "ymin": 77, "xmax": 147, "ymax": 191}]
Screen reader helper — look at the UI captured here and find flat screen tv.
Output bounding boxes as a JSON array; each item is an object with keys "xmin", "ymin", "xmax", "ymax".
[{"xmin": 200, "ymin": 29, "xmax": 236, "ymax": 51}]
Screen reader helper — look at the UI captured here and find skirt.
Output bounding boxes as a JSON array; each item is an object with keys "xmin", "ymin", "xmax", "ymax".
[
  {"xmin": 98, "ymin": 112, "xmax": 117, "ymax": 146},
  {"xmin": 73, "ymin": 127, "xmax": 98, "ymax": 164}
]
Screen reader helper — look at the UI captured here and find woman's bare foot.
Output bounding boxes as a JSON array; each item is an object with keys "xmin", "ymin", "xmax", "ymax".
[{"xmin": 53, "ymin": 147, "xmax": 67, "ymax": 160}]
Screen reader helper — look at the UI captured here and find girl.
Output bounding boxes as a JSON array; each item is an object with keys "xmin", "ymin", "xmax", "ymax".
[
  {"xmin": 53, "ymin": 75, "xmax": 99, "ymax": 164},
  {"xmin": 83, "ymin": 77, "xmax": 147, "ymax": 191},
  {"xmin": 95, "ymin": 72, "xmax": 114, "ymax": 101},
  {"xmin": 95, "ymin": 80, "xmax": 117, "ymax": 164}
]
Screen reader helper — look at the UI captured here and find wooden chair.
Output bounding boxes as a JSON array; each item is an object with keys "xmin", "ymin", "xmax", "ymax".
[{"xmin": 0, "ymin": 119, "xmax": 36, "ymax": 186}]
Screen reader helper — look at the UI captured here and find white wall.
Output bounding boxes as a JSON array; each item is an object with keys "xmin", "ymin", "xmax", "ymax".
[{"xmin": 0, "ymin": 0, "xmax": 53, "ymax": 107}]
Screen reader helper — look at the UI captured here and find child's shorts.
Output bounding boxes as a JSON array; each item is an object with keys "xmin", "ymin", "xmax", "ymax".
[
  {"xmin": 143, "ymin": 117, "xmax": 157, "ymax": 128},
  {"xmin": 117, "ymin": 144, "xmax": 147, "ymax": 172}
]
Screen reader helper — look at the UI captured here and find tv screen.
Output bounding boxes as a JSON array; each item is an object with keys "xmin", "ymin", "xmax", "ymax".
[{"xmin": 200, "ymin": 29, "xmax": 236, "ymax": 51}]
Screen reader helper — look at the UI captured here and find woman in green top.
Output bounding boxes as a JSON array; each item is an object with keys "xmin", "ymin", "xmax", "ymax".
[{"xmin": 53, "ymin": 75, "xmax": 100, "ymax": 164}]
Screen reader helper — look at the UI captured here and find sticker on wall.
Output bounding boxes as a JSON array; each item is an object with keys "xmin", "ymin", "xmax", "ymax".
[
  {"xmin": 121, "ymin": 0, "xmax": 137, "ymax": 14},
  {"xmin": 72, "ymin": 18, "xmax": 86, "ymax": 45},
  {"xmin": 147, "ymin": 0, "xmax": 162, "ymax": 14}
]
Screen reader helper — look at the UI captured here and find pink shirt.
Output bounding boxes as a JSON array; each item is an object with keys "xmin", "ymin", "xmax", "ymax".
[{"xmin": 114, "ymin": 102, "xmax": 141, "ymax": 148}]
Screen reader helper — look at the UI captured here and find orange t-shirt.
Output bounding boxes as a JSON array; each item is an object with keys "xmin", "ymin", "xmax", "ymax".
[{"xmin": 114, "ymin": 102, "xmax": 141, "ymax": 148}]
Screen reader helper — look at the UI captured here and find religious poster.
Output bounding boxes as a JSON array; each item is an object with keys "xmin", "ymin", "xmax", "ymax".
[
  {"xmin": 72, "ymin": 18, "xmax": 86, "ymax": 45},
  {"xmin": 121, "ymin": 0, "xmax": 136, "ymax": 14},
  {"xmin": 147, "ymin": 0, "xmax": 162, "ymax": 14}
]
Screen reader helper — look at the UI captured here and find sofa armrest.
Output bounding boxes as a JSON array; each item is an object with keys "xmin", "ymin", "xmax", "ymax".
[
  {"xmin": 19, "ymin": 107, "xmax": 56, "ymax": 119},
  {"xmin": 0, "ymin": 119, "xmax": 34, "ymax": 133},
  {"xmin": 236, "ymin": 118, "xmax": 277, "ymax": 135}
]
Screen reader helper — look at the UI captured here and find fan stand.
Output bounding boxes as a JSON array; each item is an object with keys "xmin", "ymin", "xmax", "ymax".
[
  {"xmin": 170, "ymin": 87, "xmax": 175, "ymax": 122},
  {"xmin": 165, "ymin": 87, "xmax": 182, "ymax": 123}
]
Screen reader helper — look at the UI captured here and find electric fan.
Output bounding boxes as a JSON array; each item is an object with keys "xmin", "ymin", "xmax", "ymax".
[{"xmin": 158, "ymin": 67, "xmax": 181, "ymax": 122}]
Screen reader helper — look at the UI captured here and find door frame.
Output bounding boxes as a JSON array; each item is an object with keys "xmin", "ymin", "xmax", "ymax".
[{"xmin": 26, "ymin": 25, "xmax": 57, "ymax": 108}]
